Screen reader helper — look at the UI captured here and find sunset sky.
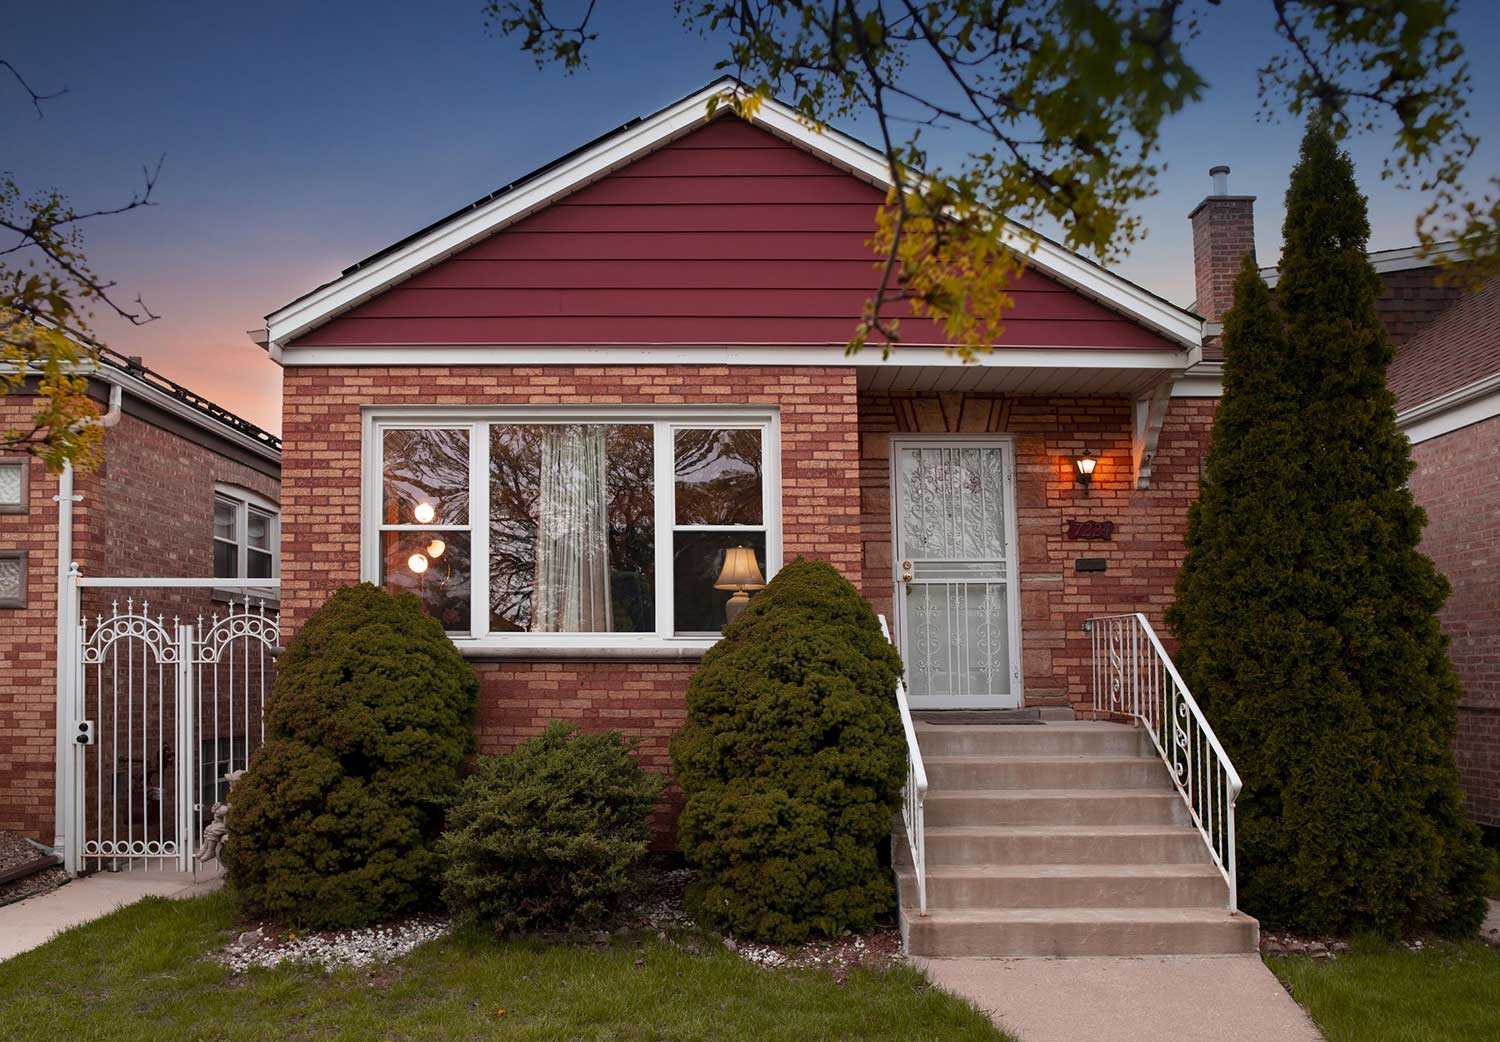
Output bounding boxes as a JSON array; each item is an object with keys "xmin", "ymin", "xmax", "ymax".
[{"xmin": 8, "ymin": 2, "xmax": 1500, "ymax": 435}]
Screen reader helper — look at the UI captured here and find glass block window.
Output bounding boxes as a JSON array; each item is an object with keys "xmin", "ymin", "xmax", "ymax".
[
  {"xmin": 0, "ymin": 459, "xmax": 26, "ymax": 514},
  {"xmin": 0, "ymin": 551, "xmax": 26, "ymax": 608}
]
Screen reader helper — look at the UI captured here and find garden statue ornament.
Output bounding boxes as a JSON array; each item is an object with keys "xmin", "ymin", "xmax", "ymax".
[{"xmin": 196, "ymin": 769, "xmax": 245, "ymax": 865}]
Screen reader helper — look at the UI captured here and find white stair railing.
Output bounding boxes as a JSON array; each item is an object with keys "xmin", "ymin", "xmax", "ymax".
[
  {"xmin": 878, "ymin": 614, "xmax": 927, "ymax": 915},
  {"xmin": 1086, "ymin": 612, "xmax": 1242, "ymax": 911}
]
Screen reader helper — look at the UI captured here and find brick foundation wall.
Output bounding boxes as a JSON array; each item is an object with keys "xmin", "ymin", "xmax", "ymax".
[
  {"xmin": 858, "ymin": 392, "xmax": 1215, "ymax": 710},
  {"xmin": 1409, "ymin": 415, "xmax": 1500, "ymax": 826},
  {"xmin": 279, "ymin": 364, "xmax": 863, "ymax": 837}
]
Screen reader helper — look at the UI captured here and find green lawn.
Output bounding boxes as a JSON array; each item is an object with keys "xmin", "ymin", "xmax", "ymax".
[
  {"xmin": 1267, "ymin": 937, "xmax": 1500, "ymax": 1042},
  {"xmin": 0, "ymin": 892, "xmax": 1008, "ymax": 1042}
]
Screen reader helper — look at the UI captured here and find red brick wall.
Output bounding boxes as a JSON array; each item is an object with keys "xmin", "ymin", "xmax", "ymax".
[
  {"xmin": 0, "ymin": 405, "xmax": 278, "ymax": 843},
  {"xmin": 1409, "ymin": 415, "xmax": 1500, "ymax": 826},
  {"xmin": 279, "ymin": 364, "xmax": 862, "ymax": 834},
  {"xmin": 858, "ymin": 392, "xmax": 1215, "ymax": 709},
  {"xmin": 0, "ymin": 399, "xmax": 65, "ymax": 838}
]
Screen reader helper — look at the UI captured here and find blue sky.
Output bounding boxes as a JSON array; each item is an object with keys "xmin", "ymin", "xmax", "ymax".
[{"xmin": 7, "ymin": 1, "xmax": 1499, "ymax": 434}]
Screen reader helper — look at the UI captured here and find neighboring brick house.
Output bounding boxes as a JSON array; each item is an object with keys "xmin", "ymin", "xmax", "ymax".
[
  {"xmin": 0, "ymin": 346, "xmax": 280, "ymax": 845},
  {"xmin": 1388, "ymin": 278, "xmax": 1500, "ymax": 827},
  {"xmin": 255, "ymin": 80, "xmax": 1215, "ymax": 814},
  {"xmin": 1194, "ymin": 193, "xmax": 1500, "ymax": 829}
]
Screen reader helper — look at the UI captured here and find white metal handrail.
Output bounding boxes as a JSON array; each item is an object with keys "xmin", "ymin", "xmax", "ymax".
[
  {"xmin": 1086, "ymin": 612, "xmax": 1242, "ymax": 910},
  {"xmin": 878, "ymin": 614, "xmax": 927, "ymax": 915}
]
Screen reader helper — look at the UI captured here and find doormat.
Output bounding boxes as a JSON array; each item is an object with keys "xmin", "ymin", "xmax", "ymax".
[{"xmin": 913, "ymin": 709, "xmax": 1042, "ymax": 725}]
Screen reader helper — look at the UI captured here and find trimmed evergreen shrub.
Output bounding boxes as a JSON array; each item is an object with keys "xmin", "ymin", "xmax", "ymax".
[
  {"xmin": 438, "ymin": 721, "xmax": 665, "ymax": 934},
  {"xmin": 224, "ymin": 583, "xmax": 479, "ymax": 928},
  {"xmin": 1168, "ymin": 120, "xmax": 1487, "ymax": 937},
  {"xmin": 670, "ymin": 557, "xmax": 906, "ymax": 943}
]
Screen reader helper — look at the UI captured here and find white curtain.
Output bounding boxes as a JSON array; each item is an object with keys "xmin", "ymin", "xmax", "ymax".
[{"xmin": 533, "ymin": 425, "xmax": 612, "ymax": 632}]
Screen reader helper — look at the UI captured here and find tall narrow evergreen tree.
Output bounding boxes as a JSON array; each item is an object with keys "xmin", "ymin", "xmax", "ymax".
[{"xmin": 1168, "ymin": 120, "xmax": 1486, "ymax": 938}]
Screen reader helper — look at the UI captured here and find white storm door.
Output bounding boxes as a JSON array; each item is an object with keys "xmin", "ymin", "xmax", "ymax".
[{"xmin": 892, "ymin": 438, "xmax": 1022, "ymax": 708}]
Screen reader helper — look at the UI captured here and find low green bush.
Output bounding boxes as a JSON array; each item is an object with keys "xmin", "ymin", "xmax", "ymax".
[
  {"xmin": 670, "ymin": 557, "xmax": 906, "ymax": 943},
  {"xmin": 439, "ymin": 721, "xmax": 665, "ymax": 934},
  {"xmin": 224, "ymin": 583, "xmax": 478, "ymax": 928}
]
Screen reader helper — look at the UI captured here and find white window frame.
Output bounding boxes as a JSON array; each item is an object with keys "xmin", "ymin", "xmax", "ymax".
[
  {"xmin": 213, "ymin": 485, "xmax": 281, "ymax": 583},
  {"xmin": 361, "ymin": 405, "xmax": 783, "ymax": 652}
]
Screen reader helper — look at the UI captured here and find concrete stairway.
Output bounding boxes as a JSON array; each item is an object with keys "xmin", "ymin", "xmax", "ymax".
[{"xmin": 895, "ymin": 719, "xmax": 1259, "ymax": 956}]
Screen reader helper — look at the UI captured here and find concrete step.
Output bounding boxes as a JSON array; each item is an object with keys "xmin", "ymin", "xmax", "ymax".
[
  {"xmin": 923, "ymin": 788, "xmax": 1188, "ymax": 827},
  {"xmin": 904, "ymin": 907, "xmax": 1260, "ymax": 957},
  {"xmin": 897, "ymin": 862, "xmax": 1230, "ymax": 910},
  {"xmin": 923, "ymin": 824, "xmax": 1211, "ymax": 865},
  {"xmin": 924, "ymin": 754, "xmax": 1170, "ymax": 791},
  {"xmin": 914, "ymin": 722, "xmax": 1148, "ymax": 758}
]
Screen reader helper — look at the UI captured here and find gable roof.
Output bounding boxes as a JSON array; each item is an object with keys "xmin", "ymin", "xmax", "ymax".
[
  {"xmin": 262, "ymin": 78, "xmax": 1201, "ymax": 355},
  {"xmin": 1389, "ymin": 275, "xmax": 1500, "ymax": 412}
]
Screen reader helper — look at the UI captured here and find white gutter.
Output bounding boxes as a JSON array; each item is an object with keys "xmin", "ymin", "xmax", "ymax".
[{"xmin": 51, "ymin": 381, "xmax": 121, "ymax": 854}]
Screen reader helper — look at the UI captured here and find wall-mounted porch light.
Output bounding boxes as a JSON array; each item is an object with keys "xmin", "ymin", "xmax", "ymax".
[{"xmin": 1074, "ymin": 450, "xmax": 1097, "ymax": 494}]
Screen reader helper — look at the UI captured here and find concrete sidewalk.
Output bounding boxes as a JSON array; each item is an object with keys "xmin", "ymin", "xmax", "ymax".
[
  {"xmin": 0, "ymin": 865, "xmax": 222, "ymax": 962},
  {"xmin": 917, "ymin": 954, "xmax": 1324, "ymax": 1042}
]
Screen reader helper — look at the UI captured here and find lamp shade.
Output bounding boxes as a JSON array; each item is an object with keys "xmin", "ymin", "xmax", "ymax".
[
  {"xmin": 714, "ymin": 546, "xmax": 766, "ymax": 591},
  {"xmin": 1075, "ymin": 452, "xmax": 1097, "ymax": 477}
]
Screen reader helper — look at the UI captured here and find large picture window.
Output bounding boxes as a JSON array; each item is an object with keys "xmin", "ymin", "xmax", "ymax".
[{"xmin": 366, "ymin": 409, "xmax": 780, "ymax": 648}]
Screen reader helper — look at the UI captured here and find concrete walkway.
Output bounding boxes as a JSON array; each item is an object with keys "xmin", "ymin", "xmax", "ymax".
[
  {"xmin": 917, "ymin": 954, "xmax": 1324, "ymax": 1042},
  {"xmin": 0, "ymin": 865, "xmax": 222, "ymax": 962}
]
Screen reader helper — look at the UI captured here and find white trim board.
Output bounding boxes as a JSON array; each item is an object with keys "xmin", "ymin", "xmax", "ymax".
[
  {"xmin": 280, "ymin": 343, "xmax": 1195, "ymax": 370},
  {"xmin": 1399, "ymin": 373, "xmax": 1500, "ymax": 444},
  {"xmin": 1260, "ymin": 241, "xmax": 1463, "ymax": 287},
  {"xmin": 264, "ymin": 79, "xmax": 1203, "ymax": 354}
]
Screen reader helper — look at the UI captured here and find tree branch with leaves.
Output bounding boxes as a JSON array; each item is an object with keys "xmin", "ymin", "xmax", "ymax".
[
  {"xmin": 487, "ymin": 0, "xmax": 1488, "ymax": 359},
  {"xmin": 1, "ymin": 59, "xmax": 163, "ymax": 471}
]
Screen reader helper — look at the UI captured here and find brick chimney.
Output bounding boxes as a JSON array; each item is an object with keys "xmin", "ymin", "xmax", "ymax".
[{"xmin": 1188, "ymin": 165, "xmax": 1256, "ymax": 323}]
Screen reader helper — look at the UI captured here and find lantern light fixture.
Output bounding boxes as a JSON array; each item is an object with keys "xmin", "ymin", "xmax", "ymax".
[{"xmin": 1074, "ymin": 450, "xmax": 1097, "ymax": 494}]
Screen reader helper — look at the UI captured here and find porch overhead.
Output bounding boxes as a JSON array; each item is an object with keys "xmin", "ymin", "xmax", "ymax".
[{"xmin": 856, "ymin": 347, "xmax": 1193, "ymax": 396}]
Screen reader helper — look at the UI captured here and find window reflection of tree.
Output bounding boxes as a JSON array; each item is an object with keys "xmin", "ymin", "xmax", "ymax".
[
  {"xmin": 488, "ymin": 424, "xmax": 656, "ymax": 633},
  {"xmin": 382, "ymin": 429, "xmax": 470, "ymax": 524},
  {"xmin": 674, "ymin": 429, "xmax": 762, "ymax": 525},
  {"xmin": 489, "ymin": 426, "xmax": 540, "ymax": 631}
]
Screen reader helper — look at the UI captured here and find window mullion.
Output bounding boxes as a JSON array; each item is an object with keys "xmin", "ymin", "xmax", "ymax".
[
  {"xmin": 470, "ymin": 422, "xmax": 490, "ymax": 639},
  {"xmin": 653, "ymin": 423, "xmax": 674, "ymax": 640}
]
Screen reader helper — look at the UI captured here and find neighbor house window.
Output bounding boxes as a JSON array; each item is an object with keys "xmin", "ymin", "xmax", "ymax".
[
  {"xmin": 213, "ymin": 488, "xmax": 279, "ymax": 581},
  {"xmin": 0, "ymin": 458, "xmax": 26, "ymax": 514},
  {"xmin": 366, "ymin": 409, "xmax": 780, "ymax": 646}
]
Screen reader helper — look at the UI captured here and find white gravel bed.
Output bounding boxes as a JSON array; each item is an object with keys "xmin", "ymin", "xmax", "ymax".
[{"xmin": 218, "ymin": 915, "xmax": 452, "ymax": 972}]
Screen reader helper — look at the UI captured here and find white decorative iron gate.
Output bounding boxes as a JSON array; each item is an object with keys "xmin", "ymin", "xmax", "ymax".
[{"xmin": 61, "ymin": 571, "xmax": 279, "ymax": 875}]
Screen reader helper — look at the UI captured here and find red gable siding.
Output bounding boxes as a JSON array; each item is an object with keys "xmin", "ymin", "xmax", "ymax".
[{"xmin": 291, "ymin": 118, "xmax": 1172, "ymax": 350}]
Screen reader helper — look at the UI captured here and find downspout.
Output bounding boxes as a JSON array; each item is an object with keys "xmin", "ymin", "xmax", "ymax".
[{"xmin": 51, "ymin": 380, "xmax": 122, "ymax": 855}]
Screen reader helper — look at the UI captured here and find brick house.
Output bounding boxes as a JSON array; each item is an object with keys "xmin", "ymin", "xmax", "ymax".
[
  {"xmin": 0, "ymin": 345, "xmax": 280, "ymax": 847},
  {"xmin": 258, "ymin": 79, "xmax": 1213, "ymax": 766},
  {"xmin": 254, "ymin": 81, "xmax": 1278, "ymax": 955}
]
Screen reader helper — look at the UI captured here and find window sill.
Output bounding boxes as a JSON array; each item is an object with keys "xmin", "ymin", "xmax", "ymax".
[
  {"xmin": 211, "ymin": 585, "xmax": 280, "ymax": 607},
  {"xmin": 452, "ymin": 640, "xmax": 715, "ymax": 663}
]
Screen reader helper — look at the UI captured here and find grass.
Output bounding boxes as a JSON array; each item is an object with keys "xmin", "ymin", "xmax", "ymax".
[
  {"xmin": 0, "ymin": 892, "xmax": 1009, "ymax": 1042},
  {"xmin": 1267, "ymin": 936, "xmax": 1500, "ymax": 1042}
]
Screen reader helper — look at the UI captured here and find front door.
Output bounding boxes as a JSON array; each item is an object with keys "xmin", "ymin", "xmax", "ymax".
[{"xmin": 891, "ymin": 437, "xmax": 1022, "ymax": 708}]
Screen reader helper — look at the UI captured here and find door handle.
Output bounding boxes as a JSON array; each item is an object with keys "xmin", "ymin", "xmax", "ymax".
[{"xmin": 900, "ymin": 561, "xmax": 913, "ymax": 586}]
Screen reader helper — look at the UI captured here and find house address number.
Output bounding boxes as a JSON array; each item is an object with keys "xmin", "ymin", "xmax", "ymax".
[{"xmin": 1066, "ymin": 518, "xmax": 1115, "ymax": 541}]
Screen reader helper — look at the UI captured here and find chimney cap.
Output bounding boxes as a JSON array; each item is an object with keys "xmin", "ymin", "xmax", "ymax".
[{"xmin": 1209, "ymin": 164, "xmax": 1231, "ymax": 176}]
